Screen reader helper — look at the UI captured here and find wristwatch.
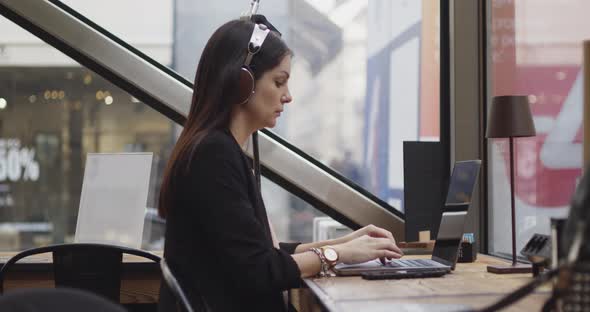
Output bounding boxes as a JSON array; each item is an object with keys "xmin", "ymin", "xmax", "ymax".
[
  {"xmin": 320, "ymin": 246, "xmax": 339, "ymax": 267},
  {"xmin": 309, "ymin": 246, "xmax": 339, "ymax": 277}
]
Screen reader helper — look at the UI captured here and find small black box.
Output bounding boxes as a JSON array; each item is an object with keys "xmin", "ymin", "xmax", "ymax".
[{"xmin": 457, "ymin": 242, "xmax": 477, "ymax": 263}]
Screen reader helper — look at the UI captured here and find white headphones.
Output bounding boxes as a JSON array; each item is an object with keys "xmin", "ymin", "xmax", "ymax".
[{"xmin": 237, "ymin": 23, "xmax": 270, "ymax": 105}]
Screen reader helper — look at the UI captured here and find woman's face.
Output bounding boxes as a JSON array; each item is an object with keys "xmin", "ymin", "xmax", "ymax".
[{"xmin": 247, "ymin": 54, "xmax": 293, "ymax": 129}]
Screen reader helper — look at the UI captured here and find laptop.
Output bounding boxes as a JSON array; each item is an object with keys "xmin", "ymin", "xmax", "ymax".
[{"xmin": 333, "ymin": 160, "xmax": 481, "ymax": 276}]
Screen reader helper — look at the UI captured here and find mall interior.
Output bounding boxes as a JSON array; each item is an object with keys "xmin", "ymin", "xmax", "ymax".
[{"xmin": 0, "ymin": 0, "xmax": 589, "ymax": 311}]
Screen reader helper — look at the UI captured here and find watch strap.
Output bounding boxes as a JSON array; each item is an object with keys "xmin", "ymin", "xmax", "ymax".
[{"xmin": 310, "ymin": 247, "xmax": 330, "ymax": 277}]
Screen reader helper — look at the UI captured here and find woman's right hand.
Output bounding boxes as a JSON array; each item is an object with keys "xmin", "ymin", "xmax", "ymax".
[{"xmin": 332, "ymin": 235, "xmax": 403, "ymax": 265}]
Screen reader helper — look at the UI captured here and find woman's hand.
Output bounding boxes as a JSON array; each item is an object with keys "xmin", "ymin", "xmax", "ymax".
[
  {"xmin": 295, "ymin": 224, "xmax": 399, "ymax": 254},
  {"xmin": 334, "ymin": 224, "xmax": 402, "ymax": 264},
  {"xmin": 332, "ymin": 235, "xmax": 403, "ymax": 265},
  {"xmin": 338, "ymin": 224, "xmax": 397, "ymax": 245}
]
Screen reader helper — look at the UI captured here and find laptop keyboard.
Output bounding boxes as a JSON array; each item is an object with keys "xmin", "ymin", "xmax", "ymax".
[{"xmin": 387, "ymin": 259, "xmax": 438, "ymax": 268}]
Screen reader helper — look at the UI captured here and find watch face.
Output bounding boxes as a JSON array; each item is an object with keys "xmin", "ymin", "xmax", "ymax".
[{"xmin": 324, "ymin": 248, "xmax": 338, "ymax": 262}]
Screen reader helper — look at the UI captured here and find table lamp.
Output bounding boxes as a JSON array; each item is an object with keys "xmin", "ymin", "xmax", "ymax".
[{"xmin": 486, "ymin": 95, "xmax": 536, "ymax": 274}]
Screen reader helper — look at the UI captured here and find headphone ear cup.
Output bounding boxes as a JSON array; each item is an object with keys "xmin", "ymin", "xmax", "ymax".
[{"xmin": 238, "ymin": 67, "xmax": 255, "ymax": 105}]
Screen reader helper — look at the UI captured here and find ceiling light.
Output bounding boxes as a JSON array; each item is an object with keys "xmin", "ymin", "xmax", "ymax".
[{"xmin": 84, "ymin": 74, "xmax": 92, "ymax": 85}]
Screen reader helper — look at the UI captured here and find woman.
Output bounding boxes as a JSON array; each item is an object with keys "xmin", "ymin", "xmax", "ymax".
[{"xmin": 157, "ymin": 19, "xmax": 403, "ymax": 312}]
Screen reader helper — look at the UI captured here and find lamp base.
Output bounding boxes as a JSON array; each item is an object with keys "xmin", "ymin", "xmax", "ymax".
[{"xmin": 487, "ymin": 263, "xmax": 532, "ymax": 274}]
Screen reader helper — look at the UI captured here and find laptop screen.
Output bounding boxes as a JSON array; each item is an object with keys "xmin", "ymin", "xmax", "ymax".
[
  {"xmin": 432, "ymin": 160, "xmax": 481, "ymax": 267},
  {"xmin": 444, "ymin": 160, "xmax": 482, "ymax": 206}
]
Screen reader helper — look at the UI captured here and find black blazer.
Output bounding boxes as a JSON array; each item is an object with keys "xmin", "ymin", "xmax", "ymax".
[{"xmin": 158, "ymin": 129, "xmax": 301, "ymax": 312}]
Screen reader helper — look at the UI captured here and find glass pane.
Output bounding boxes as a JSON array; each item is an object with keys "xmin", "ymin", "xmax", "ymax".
[
  {"xmin": 0, "ymin": 16, "xmax": 174, "ymax": 251},
  {"xmin": 4, "ymin": 0, "xmax": 438, "ymax": 250},
  {"xmin": 172, "ymin": 0, "xmax": 441, "ymax": 212},
  {"xmin": 488, "ymin": 0, "xmax": 587, "ymax": 257}
]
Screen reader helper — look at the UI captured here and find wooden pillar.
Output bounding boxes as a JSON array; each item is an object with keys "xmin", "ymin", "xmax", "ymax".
[{"xmin": 584, "ymin": 41, "xmax": 590, "ymax": 169}]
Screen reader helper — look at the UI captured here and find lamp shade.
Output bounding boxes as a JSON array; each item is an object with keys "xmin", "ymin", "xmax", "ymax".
[{"xmin": 486, "ymin": 95, "xmax": 536, "ymax": 138}]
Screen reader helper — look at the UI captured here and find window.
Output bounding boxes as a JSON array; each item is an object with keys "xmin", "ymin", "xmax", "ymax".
[
  {"xmin": 1, "ymin": 0, "xmax": 443, "ymax": 250},
  {"xmin": 488, "ymin": 0, "xmax": 587, "ymax": 257}
]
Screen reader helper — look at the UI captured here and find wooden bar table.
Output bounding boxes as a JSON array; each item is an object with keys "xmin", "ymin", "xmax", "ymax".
[{"xmin": 302, "ymin": 254, "xmax": 551, "ymax": 312}]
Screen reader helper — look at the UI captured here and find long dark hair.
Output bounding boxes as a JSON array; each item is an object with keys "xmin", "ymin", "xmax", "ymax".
[{"xmin": 158, "ymin": 19, "xmax": 292, "ymax": 218}]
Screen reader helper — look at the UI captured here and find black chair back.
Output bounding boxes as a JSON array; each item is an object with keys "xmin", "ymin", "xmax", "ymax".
[
  {"xmin": 0, "ymin": 243, "xmax": 161, "ymax": 303},
  {"xmin": 160, "ymin": 258, "xmax": 195, "ymax": 312},
  {"xmin": 0, "ymin": 287, "xmax": 128, "ymax": 312}
]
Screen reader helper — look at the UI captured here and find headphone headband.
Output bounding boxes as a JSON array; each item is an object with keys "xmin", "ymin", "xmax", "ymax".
[{"xmin": 243, "ymin": 24, "xmax": 270, "ymax": 67}]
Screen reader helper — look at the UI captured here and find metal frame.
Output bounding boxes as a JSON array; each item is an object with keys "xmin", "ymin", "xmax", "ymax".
[
  {"xmin": 440, "ymin": 0, "xmax": 452, "ymax": 233},
  {"xmin": 0, "ymin": 0, "xmax": 405, "ymax": 239},
  {"xmin": 448, "ymin": 0, "xmax": 487, "ymax": 252}
]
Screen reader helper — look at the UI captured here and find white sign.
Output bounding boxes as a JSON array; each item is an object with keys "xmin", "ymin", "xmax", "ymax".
[{"xmin": 75, "ymin": 153, "xmax": 153, "ymax": 249}]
